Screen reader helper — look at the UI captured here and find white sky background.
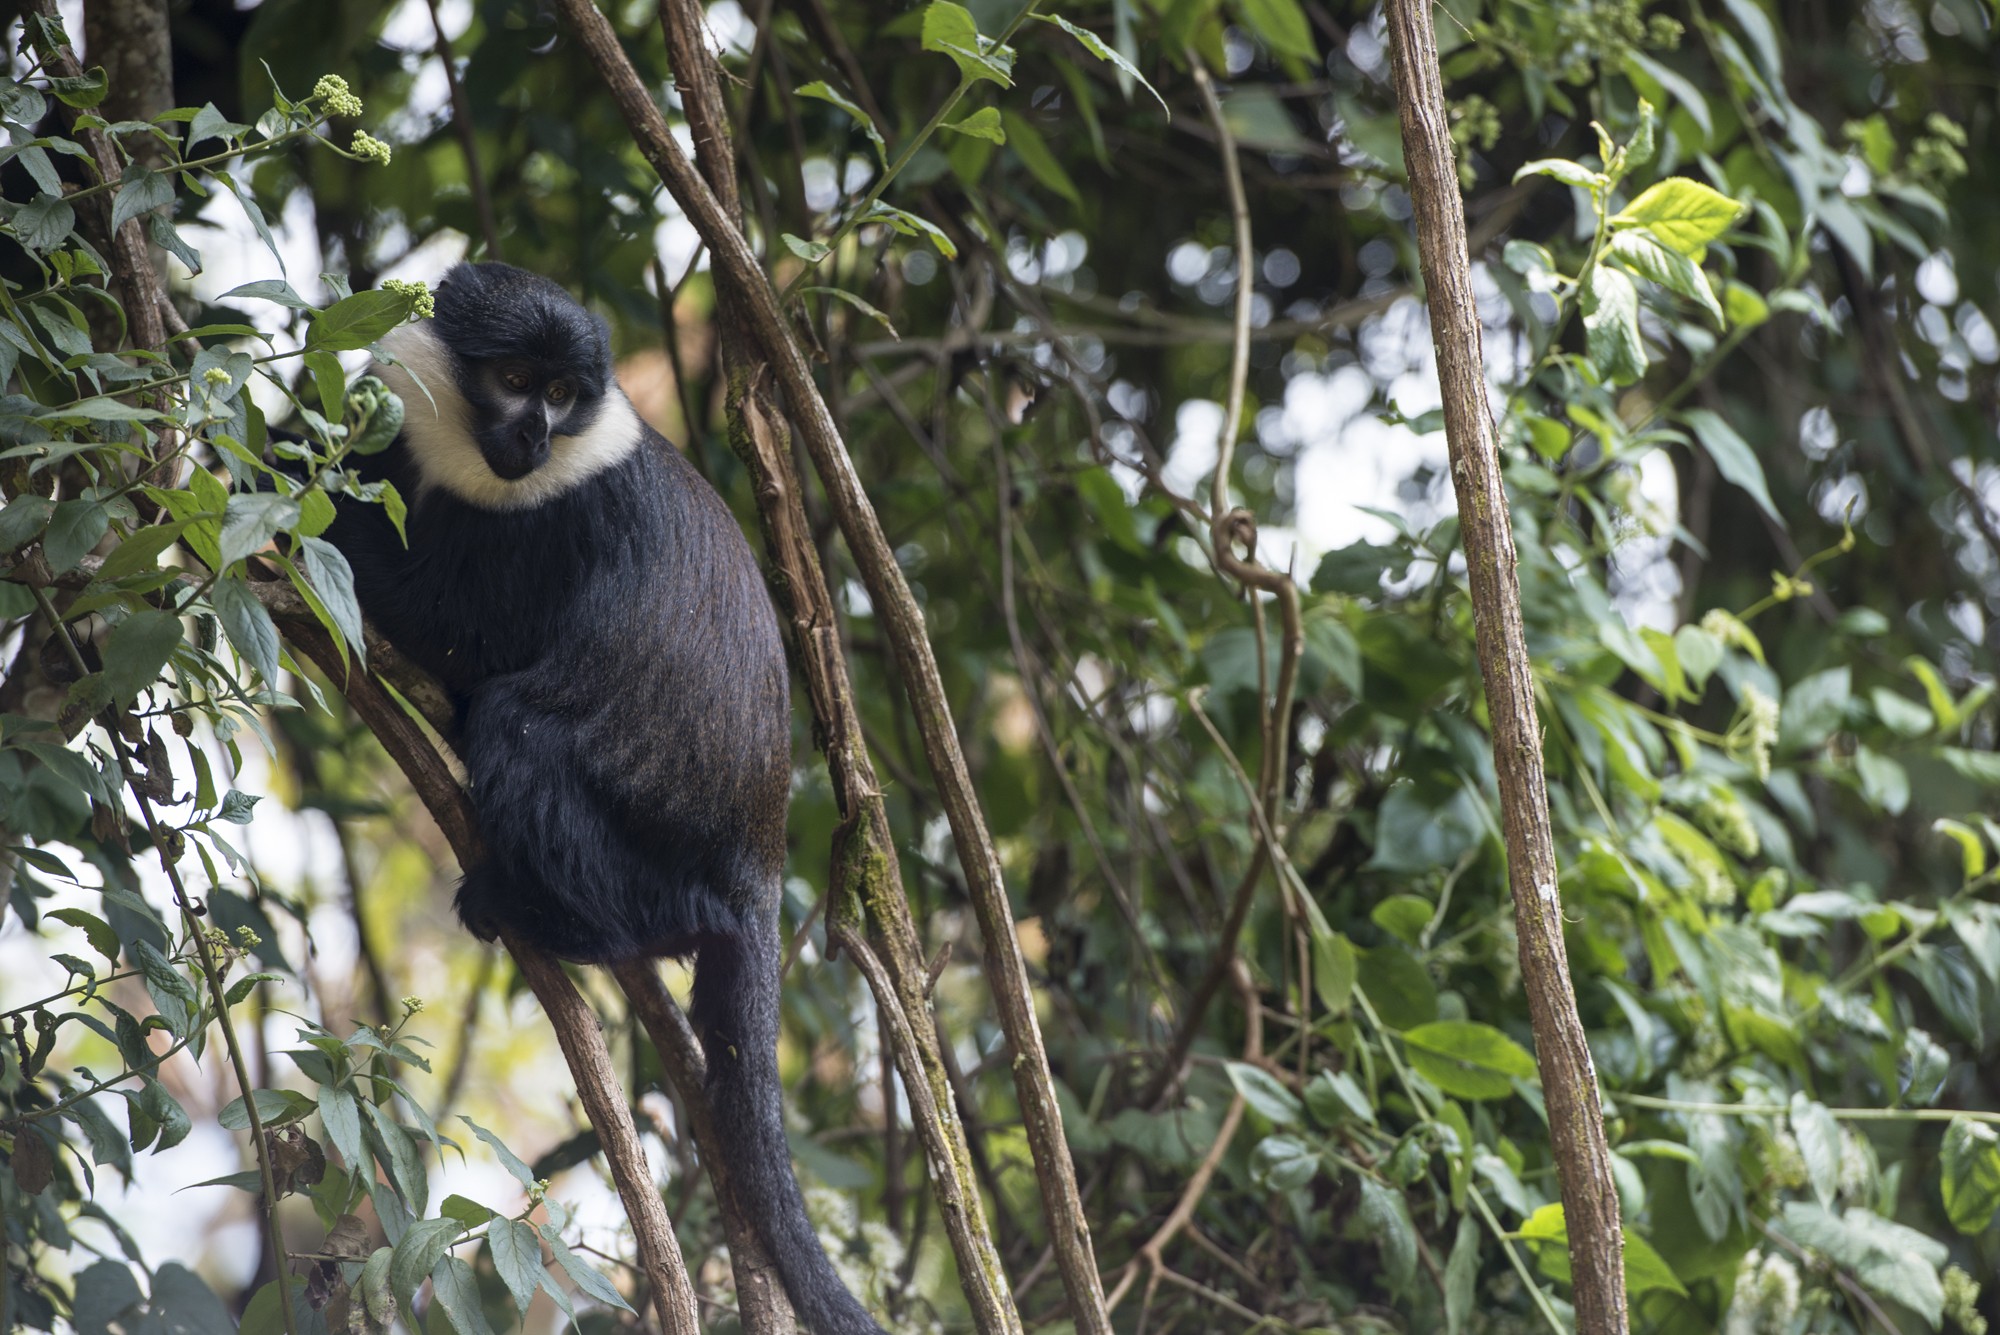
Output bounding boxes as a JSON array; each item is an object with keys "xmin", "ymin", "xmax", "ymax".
[{"xmin": 1, "ymin": 0, "xmax": 1705, "ymax": 1304}]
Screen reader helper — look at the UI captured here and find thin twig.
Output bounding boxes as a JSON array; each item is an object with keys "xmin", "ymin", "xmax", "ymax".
[{"xmin": 425, "ymin": 0, "xmax": 503, "ymax": 260}]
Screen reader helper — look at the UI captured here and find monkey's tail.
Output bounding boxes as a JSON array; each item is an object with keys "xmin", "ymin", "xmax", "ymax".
[{"xmin": 692, "ymin": 925, "xmax": 890, "ymax": 1335}]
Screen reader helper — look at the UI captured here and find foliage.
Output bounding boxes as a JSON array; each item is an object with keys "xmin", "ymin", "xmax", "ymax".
[{"xmin": 2, "ymin": 0, "xmax": 1997, "ymax": 1333}]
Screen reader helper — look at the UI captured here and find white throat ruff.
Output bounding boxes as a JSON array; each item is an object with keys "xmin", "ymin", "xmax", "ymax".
[{"xmin": 374, "ymin": 322, "xmax": 642, "ymax": 511}]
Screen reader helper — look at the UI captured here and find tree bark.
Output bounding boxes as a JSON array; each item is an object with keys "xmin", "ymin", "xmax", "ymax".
[
  {"xmin": 646, "ymin": 3, "xmax": 1022, "ymax": 1328},
  {"xmin": 1383, "ymin": 3, "xmax": 1630, "ymax": 1331},
  {"xmin": 560, "ymin": 5, "xmax": 1109, "ymax": 1327}
]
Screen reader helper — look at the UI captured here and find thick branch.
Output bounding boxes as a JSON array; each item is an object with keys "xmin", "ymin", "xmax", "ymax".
[
  {"xmin": 649, "ymin": 6, "xmax": 1021, "ymax": 1330},
  {"xmin": 556, "ymin": 6, "xmax": 1106, "ymax": 1326},
  {"xmin": 1383, "ymin": 4, "xmax": 1628, "ymax": 1330},
  {"xmin": 25, "ymin": 2, "xmax": 167, "ymax": 359}
]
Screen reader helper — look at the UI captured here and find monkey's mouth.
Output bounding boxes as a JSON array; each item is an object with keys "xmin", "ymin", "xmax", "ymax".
[{"xmin": 487, "ymin": 454, "xmax": 542, "ymax": 480}]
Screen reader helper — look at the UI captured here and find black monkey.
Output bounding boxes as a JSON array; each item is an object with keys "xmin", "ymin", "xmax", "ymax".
[{"xmin": 326, "ymin": 262, "xmax": 886, "ymax": 1335}]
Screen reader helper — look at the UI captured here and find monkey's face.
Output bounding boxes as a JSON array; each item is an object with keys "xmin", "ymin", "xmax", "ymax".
[{"xmin": 465, "ymin": 358, "xmax": 586, "ymax": 480}]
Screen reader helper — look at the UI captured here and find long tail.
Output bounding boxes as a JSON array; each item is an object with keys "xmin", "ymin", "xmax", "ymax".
[{"xmin": 691, "ymin": 926, "xmax": 888, "ymax": 1335}]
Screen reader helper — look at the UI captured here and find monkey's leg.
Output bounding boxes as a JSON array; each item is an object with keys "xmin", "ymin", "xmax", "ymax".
[{"xmin": 455, "ymin": 678, "xmax": 654, "ymax": 963}]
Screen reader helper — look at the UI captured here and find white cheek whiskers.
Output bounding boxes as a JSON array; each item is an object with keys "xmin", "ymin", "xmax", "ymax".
[{"xmin": 374, "ymin": 322, "xmax": 642, "ymax": 512}]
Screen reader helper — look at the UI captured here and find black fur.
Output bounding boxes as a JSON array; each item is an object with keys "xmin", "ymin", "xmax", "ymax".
[{"xmin": 327, "ymin": 262, "xmax": 886, "ymax": 1335}]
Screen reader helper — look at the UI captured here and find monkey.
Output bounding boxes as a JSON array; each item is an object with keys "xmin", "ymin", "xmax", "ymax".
[{"xmin": 322, "ymin": 261, "xmax": 887, "ymax": 1335}]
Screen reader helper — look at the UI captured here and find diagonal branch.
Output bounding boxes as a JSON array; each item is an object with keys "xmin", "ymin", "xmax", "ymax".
[
  {"xmin": 555, "ymin": 4, "xmax": 1108, "ymax": 1325},
  {"xmin": 1383, "ymin": 3, "xmax": 1628, "ymax": 1329},
  {"xmin": 647, "ymin": 4, "xmax": 1022, "ymax": 1331}
]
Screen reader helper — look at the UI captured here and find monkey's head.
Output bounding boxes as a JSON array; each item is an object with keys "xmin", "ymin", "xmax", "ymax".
[
  {"xmin": 377, "ymin": 262, "xmax": 644, "ymax": 510},
  {"xmin": 430, "ymin": 262, "xmax": 614, "ymax": 479}
]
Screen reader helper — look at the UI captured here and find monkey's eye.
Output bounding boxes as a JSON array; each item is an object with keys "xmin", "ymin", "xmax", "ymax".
[
  {"xmin": 502, "ymin": 368, "xmax": 533, "ymax": 392},
  {"xmin": 546, "ymin": 381, "xmax": 571, "ymax": 405}
]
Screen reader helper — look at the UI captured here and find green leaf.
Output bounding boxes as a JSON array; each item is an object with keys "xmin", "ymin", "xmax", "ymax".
[
  {"xmin": 1514, "ymin": 158, "xmax": 1603, "ymax": 190},
  {"xmin": 462, "ymin": 1115, "xmax": 537, "ymax": 1188},
  {"xmin": 303, "ymin": 349, "xmax": 345, "ymax": 419},
  {"xmin": 187, "ymin": 102, "xmax": 248, "ymax": 151},
  {"xmin": 1932, "ymin": 819, "xmax": 1987, "ymax": 882},
  {"xmin": 43, "ymin": 499, "xmax": 109, "ymax": 573},
  {"xmin": 797, "ymin": 287, "xmax": 899, "ymax": 339},
  {"xmin": 307, "ymin": 290, "xmax": 415, "ymax": 352},
  {"xmin": 1358, "ymin": 1177, "xmax": 1418, "ymax": 1293},
  {"xmin": 1033, "ymin": 15, "xmax": 1169, "ymax": 117},
  {"xmin": 1444, "ymin": 1214, "xmax": 1479, "ymax": 1335},
  {"xmin": 299, "ymin": 537, "xmax": 365, "ymax": 661},
  {"xmin": 1000, "ymin": 110, "xmax": 1081, "ymax": 207},
  {"xmin": 214, "ymin": 789, "xmax": 260, "ymax": 824},
  {"xmin": 222, "ymin": 278, "xmax": 312, "ymax": 310},
  {"xmin": 211, "ymin": 574, "xmax": 282, "ymax": 687},
  {"xmin": 1358, "ymin": 944, "xmax": 1438, "ymax": 1029},
  {"xmin": 1401, "ymin": 1021, "xmax": 1537, "ymax": 1101},
  {"xmin": 1779, "ymin": 666, "xmax": 1851, "ymax": 751},
  {"xmin": 0, "ymin": 494, "xmax": 55, "ymax": 551},
  {"xmin": 148, "ymin": 213, "xmax": 202, "ymax": 277},
  {"xmin": 1250, "ymin": 1133, "xmax": 1318, "ymax": 1190},
  {"xmin": 47, "ymin": 907, "xmax": 119, "ymax": 963},
  {"xmin": 318, "ymin": 1083, "xmax": 365, "ymax": 1170},
  {"xmin": 1681, "ymin": 408, "xmax": 1780, "ymax": 525},
  {"xmin": 1304, "ymin": 1069, "xmax": 1376, "ymax": 1126},
  {"xmin": 542, "ymin": 1228, "xmax": 634, "ymax": 1312},
  {"xmin": 110, "ymin": 166, "xmax": 173, "ymax": 231},
  {"xmin": 864, "ymin": 202, "xmax": 958, "ymax": 259},
  {"xmin": 389, "ymin": 1217, "xmax": 463, "ymax": 1328},
  {"xmin": 489, "ymin": 1218, "xmax": 544, "ymax": 1313},
  {"xmin": 218, "ymin": 1088, "xmax": 315, "ymax": 1130},
  {"xmin": 782, "ymin": 233, "xmax": 831, "ymax": 263},
  {"xmin": 1789, "ymin": 1093, "xmax": 1841, "ymax": 1208},
  {"xmin": 101, "ymin": 609, "xmax": 182, "ymax": 703},
  {"xmin": 14, "ymin": 195, "xmax": 75, "ymax": 253},
  {"xmin": 1582, "ymin": 265, "xmax": 1646, "ymax": 385},
  {"xmin": 368, "ymin": 1102, "xmax": 429, "ymax": 1217},
  {"xmin": 359, "ymin": 1247, "xmax": 395, "ymax": 1326},
  {"xmin": 1233, "ymin": 0, "xmax": 1317, "ymax": 59},
  {"xmin": 921, "ymin": 1, "xmax": 1015, "ymax": 85},
  {"xmin": 219, "ymin": 491, "xmax": 299, "ymax": 571},
  {"xmin": 1611, "ymin": 177, "xmax": 1745, "ymax": 257},
  {"xmin": 429, "ymin": 1254, "xmax": 496, "ymax": 1335},
  {"xmin": 795, "ymin": 81, "xmax": 886, "ymax": 164},
  {"xmin": 96, "ymin": 521, "xmax": 191, "ymax": 583},
  {"xmin": 1225, "ymin": 1061, "xmax": 1302, "ymax": 1125},
  {"xmin": 1312, "ymin": 927, "xmax": 1357, "ymax": 1014},
  {"xmin": 1940, "ymin": 1118, "xmax": 2000, "ymax": 1235},
  {"xmin": 48, "ymin": 67, "xmax": 106, "ymax": 109},
  {"xmin": 1605, "ymin": 229, "xmax": 1723, "ymax": 324},
  {"xmin": 1870, "ymin": 687, "xmax": 1934, "ymax": 737},
  {"xmin": 941, "ymin": 106, "xmax": 1005, "ymax": 144},
  {"xmin": 131, "ymin": 940, "xmax": 198, "ymax": 1040},
  {"xmin": 1778, "ymin": 1202, "xmax": 1944, "ymax": 1326}
]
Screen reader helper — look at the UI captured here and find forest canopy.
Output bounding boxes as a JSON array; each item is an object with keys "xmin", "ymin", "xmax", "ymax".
[{"xmin": 0, "ymin": 0, "xmax": 1997, "ymax": 1333}]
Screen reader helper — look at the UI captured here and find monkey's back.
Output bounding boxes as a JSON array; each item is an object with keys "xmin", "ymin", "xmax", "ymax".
[{"xmin": 337, "ymin": 423, "xmax": 792, "ymax": 957}]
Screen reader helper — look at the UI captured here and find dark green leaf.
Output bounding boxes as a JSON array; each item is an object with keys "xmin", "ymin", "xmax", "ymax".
[
  {"xmin": 1401, "ymin": 1022, "xmax": 1537, "ymax": 1101},
  {"xmin": 211, "ymin": 574, "xmax": 282, "ymax": 687},
  {"xmin": 100, "ymin": 609, "xmax": 182, "ymax": 703},
  {"xmin": 306, "ymin": 290, "xmax": 415, "ymax": 352}
]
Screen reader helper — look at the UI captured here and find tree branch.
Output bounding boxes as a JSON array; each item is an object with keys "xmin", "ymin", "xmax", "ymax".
[
  {"xmin": 1383, "ymin": 4, "xmax": 1628, "ymax": 1329},
  {"xmin": 556, "ymin": 5, "xmax": 1107, "ymax": 1325}
]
